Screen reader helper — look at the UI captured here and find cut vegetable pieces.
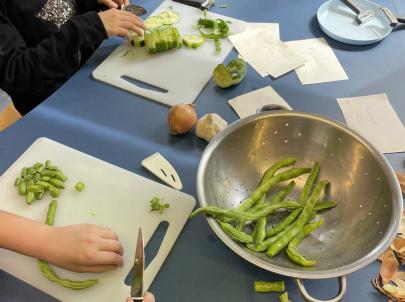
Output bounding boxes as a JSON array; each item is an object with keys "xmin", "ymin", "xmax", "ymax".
[
  {"xmin": 182, "ymin": 35, "xmax": 205, "ymax": 49},
  {"xmin": 144, "ymin": 11, "xmax": 180, "ymax": 30},
  {"xmin": 145, "ymin": 26, "xmax": 182, "ymax": 54},
  {"xmin": 130, "ymin": 34, "xmax": 145, "ymax": 47}
]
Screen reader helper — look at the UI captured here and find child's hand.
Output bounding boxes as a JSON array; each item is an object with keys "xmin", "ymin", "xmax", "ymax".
[
  {"xmin": 126, "ymin": 292, "xmax": 155, "ymax": 302},
  {"xmin": 98, "ymin": 0, "xmax": 129, "ymax": 9},
  {"xmin": 42, "ymin": 224, "xmax": 124, "ymax": 272},
  {"xmin": 98, "ymin": 8, "xmax": 145, "ymax": 39}
]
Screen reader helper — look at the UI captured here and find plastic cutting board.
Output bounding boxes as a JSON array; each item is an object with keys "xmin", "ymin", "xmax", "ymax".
[
  {"xmin": 0, "ymin": 137, "xmax": 195, "ymax": 302},
  {"xmin": 92, "ymin": 0, "xmax": 247, "ymax": 106}
]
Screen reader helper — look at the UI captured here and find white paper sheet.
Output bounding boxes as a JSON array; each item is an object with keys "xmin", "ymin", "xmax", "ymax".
[
  {"xmin": 337, "ymin": 93, "xmax": 405, "ymax": 154},
  {"xmin": 229, "ymin": 28, "xmax": 307, "ymax": 78},
  {"xmin": 247, "ymin": 23, "xmax": 280, "ymax": 40},
  {"xmin": 285, "ymin": 38, "xmax": 348, "ymax": 85},
  {"xmin": 228, "ymin": 85, "xmax": 292, "ymax": 119}
]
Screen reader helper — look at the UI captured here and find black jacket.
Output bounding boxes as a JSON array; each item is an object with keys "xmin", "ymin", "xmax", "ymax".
[{"xmin": 0, "ymin": 0, "xmax": 108, "ymax": 115}]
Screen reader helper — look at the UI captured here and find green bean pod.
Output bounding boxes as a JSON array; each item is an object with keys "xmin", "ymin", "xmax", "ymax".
[
  {"xmin": 191, "ymin": 201, "xmax": 302, "ymax": 221},
  {"xmin": 18, "ymin": 181, "xmax": 27, "ymax": 195},
  {"xmin": 247, "ymin": 224, "xmax": 293, "ymax": 252},
  {"xmin": 26, "ymin": 192, "xmax": 35, "ymax": 205},
  {"xmin": 286, "ymin": 218, "xmax": 324, "ymax": 267},
  {"xmin": 35, "ymin": 180, "xmax": 52, "ymax": 190},
  {"xmin": 21, "ymin": 167, "xmax": 28, "ymax": 177},
  {"xmin": 299, "ymin": 161, "xmax": 320, "ymax": 205},
  {"xmin": 252, "ymin": 217, "xmax": 267, "ymax": 243},
  {"xmin": 46, "ymin": 200, "xmax": 58, "ymax": 226},
  {"xmin": 266, "ymin": 180, "xmax": 329, "ymax": 257},
  {"xmin": 236, "ymin": 219, "xmax": 246, "ymax": 231},
  {"xmin": 49, "ymin": 186, "xmax": 60, "ymax": 198},
  {"xmin": 237, "ymin": 167, "xmax": 310, "ymax": 212},
  {"xmin": 260, "ymin": 157, "xmax": 296, "ymax": 185},
  {"xmin": 279, "ymin": 292, "xmax": 291, "ymax": 302},
  {"xmin": 27, "ymin": 185, "xmax": 44, "ymax": 193},
  {"xmin": 33, "ymin": 163, "xmax": 44, "ymax": 169},
  {"xmin": 48, "ymin": 178, "xmax": 65, "ymax": 189},
  {"xmin": 254, "ymin": 281, "xmax": 285, "ymax": 292},
  {"xmin": 266, "ymin": 208, "xmax": 302, "ymax": 238},
  {"xmin": 313, "ymin": 200, "xmax": 337, "ymax": 211},
  {"xmin": 218, "ymin": 221, "xmax": 253, "ymax": 244},
  {"xmin": 14, "ymin": 178, "xmax": 21, "ymax": 186},
  {"xmin": 54, "ymin": 171, "xmax": 67, "ymax": 182}
]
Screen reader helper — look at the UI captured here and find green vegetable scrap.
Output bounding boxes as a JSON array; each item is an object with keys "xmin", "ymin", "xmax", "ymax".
[
  {"xmin": 220, "ymin": 4, "xmax": 228, "ymax": 8},
  {"xmin": 196, "ymin": 12, "xmax": 230, "ymax": 53},
  {"xmin": 15, "ymin": 160, "xmax": 68, "ymax": 204},
  {"xmin": 213, "ymin": 58, "xmax": 247, "ymax": 88},
  {"xmin": 38, "ymin": 200, "xmax": 98, "ymax": 290},
  {"xmin": 75, "ymin": 181, "xmax": 85, "ymax": 192},
  {"xmin": 150, "ymin": 197, "xmax": 169, "ymax": 214},
  {"xmin": 190, "ymin": 158, "xmax": 337, "ymax": 267},
  {"xmin": 182, "ymin": 35, "xmax": 205, "ymax": 49},
  {"xmin": 254, "ymin": 281, "xmax": 285, "ymax": 292},
  {"xmin": 279, "ymin": 292, "xmax": 291, "ymax": 302}
]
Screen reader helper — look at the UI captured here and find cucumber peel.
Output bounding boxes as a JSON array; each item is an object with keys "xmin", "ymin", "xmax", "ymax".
[{"xmin": 213, "ymin": 58, "xmax": 247, "ymax": 88}]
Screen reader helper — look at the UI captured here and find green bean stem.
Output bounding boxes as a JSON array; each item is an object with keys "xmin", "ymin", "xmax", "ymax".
[
  {"xmin": 254, "ymin": 281, "xmax": 285, "ymax": 292},
  {"xmin": 266, "ymin": 180, "xmax": 329, "ymax": 257}
]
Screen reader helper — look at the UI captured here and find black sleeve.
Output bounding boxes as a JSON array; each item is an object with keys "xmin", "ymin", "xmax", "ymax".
[
  {"xmin": 75, "ymin": 0, "xmax": 107, "ymax": 14},
  {"xmin": 0, "ymin": 11, "xmax": 108, "ymax": 115}
]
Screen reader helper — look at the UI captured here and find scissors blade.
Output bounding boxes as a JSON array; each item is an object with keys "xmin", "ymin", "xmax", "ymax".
[
  {"xmin": 131, "ymin": 228, "xmax": 144, "ymax": 300},
  {"xmin": 121, "ymin": 4, "xmax": 147, "ymax": 17}
]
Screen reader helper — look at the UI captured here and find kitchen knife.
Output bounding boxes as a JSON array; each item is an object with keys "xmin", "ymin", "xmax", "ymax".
[{"xmin": 131, "ymin": 228, "xmax": 144, "ymax": 301}]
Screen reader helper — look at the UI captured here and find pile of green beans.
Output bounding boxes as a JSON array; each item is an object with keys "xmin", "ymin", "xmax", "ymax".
[
  {"xmin": 14, "ymin": 160, "xmax": 67, "ymax": 204},
  {"xmin": 39, "ymin": 200, "xmax": 98, "ymax": 290},
  {"xmin": 191, "ymin": 157, "xmax": 338, "ymax": 267}
]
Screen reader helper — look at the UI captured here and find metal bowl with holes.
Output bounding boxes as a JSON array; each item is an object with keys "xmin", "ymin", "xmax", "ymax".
[{"xmin": 196, "ymin": 110, "xmax": 402, "ymax": 302}]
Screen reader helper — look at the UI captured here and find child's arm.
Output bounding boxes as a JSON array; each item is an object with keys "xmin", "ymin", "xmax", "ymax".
[{"xmin": 0, "ymin": 210, "xmax": 123, "ymax": 272}]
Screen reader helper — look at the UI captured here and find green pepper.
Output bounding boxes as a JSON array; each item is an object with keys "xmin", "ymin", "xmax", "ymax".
[{"xmin": 213, "ymin": 58, "xmax": 247, "ymax": 88}]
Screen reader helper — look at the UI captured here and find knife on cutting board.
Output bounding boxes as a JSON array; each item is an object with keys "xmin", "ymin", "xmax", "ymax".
[{"xmin": 131, "ymin": 228, "xmax": 145, "ymax": 301}]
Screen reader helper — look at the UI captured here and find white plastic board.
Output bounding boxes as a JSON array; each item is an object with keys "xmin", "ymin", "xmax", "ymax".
[
  {"xmin": 0, "ymin": 137, "xmax": 195, "ymax": 302},
  {"xmin": 92, "ymin": 0, "xmax": 247, "ymax": 106}
]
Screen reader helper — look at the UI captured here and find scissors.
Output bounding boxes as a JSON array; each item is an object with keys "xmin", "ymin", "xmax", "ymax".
[
  {"xmin": 121, "ymin": 4, "xmax": 147, "ymax": 17},
  {"xmin": 131, "ymin": 228, "xmax": 144, "ymax": 301}
]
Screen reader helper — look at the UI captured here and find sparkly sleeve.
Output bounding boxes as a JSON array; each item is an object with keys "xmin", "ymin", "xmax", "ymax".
[{"xmin": 0, "ymin": 10, "xmax": 107, "ymax": 114}]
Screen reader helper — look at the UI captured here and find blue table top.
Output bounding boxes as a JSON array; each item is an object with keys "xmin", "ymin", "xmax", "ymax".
[{"xmin": 1, "ymin": 0, "xmax": 404, "ymax": 301}]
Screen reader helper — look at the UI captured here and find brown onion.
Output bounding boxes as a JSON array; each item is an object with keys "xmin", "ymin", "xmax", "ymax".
[{"xmin": 168, "ymin": 104, "xmax": 197, "ymax": 135}]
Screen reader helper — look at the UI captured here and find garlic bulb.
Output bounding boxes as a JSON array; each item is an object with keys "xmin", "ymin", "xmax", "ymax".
[{"xmin": 196, "ymin": 113, "xmax": 227, "ymax": 142}]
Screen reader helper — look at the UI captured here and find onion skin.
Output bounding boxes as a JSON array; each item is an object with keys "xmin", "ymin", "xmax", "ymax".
[{"xmin": 168, "ymin": 104, "xmax": 197, "ymax": 135}]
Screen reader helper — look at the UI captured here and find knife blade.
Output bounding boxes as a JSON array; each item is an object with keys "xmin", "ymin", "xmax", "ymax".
[
  {"xmin": 131, "ymin": 228, "xmax": 144, "ymax": 301},
  {"xmin": 121, "ymin": 4, "xmax": 147, "ymax": 17}
]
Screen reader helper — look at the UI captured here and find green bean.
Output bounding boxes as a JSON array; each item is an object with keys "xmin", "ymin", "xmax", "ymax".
[
  {"xmin": 313, "ymin": 200, "xmax": 337, "ymax": 211},
  {"xmin": 36, "ymin": 166, "xmax": 45, "ymax": 173},
  {"xmin": 261, "ymin": 157, "xmax": 296, "ymax": 185},
  {"xmin": 27, "ymin": 167, "xmax": 36, "ymax": 175},
  {"xmin": 252, "ymin": 217, "xmax": 266, "ymax": 243},
  {"xmin": 218, "ymin": 221, "xmax": 253, "ymax": 243},
  {"xmin": 237, "ymin": 167, "xmax": 311, "ymax": 212},
  {"xmin": 23, "ymin": 174, "xmax": 33, "ymax": 181},
  {"xmin": 279, "ymin": 292, "xmax": 291, "ymax": 302},
  {"xmin": 75, "ymin": 181, "xmax": 85, "ymax": 192},
  {"xmin": 47, "ymin": 165, "xmax": 58, "ymax": 171},
  {"xmin": 26, "ymin": 192, "xmax": 35, "ymax": 205},
  {"xmin": 45, "ymin": 160, "xmax": 52, "ymax": 168},
  {"xmin": 249, "ymin": 181, "xmax": 296, "ymax": 213},
  {"xmin": 39, "ymin": 200, "xmax": 98, "ymax": 290},
  {"xmin": 266, "ymin": 180, "xmax": 329, "ymax": 257},
  {"xmin": 254, "ymin": 281, "xmax": 285, "ymax": 292},
  {"xmin": 55, "ymin": 171, "xmax": 67, "ymax": 182},
  {"xmin": 33, "ymin": 163, "xmax": 43, "ymax": 169},
  {"xmin": 46, "ymin": 200, "xmax": 58, "ymax": 226},
  {"xmin": 34, "ymin": 173, "xmax": 41, "ymax": 181},
  {"xmin": 27, "ymin": 185, "xmax": 44, "ymax": 193},
  {"xmin": 41, "ymin": 170, "xmax": 55, "ymax": 177},
  {"xmin": 286, "ymin": 218, "xmax": 324, "ymax": 267},
  {"xmin": 18, "ymin": 181, "xmax": 27, "ymax": 195},
  {"xmin": 26, "ymin": 179, "xmax": 35, "ymax": 187},
  {"xmin": 266, "ymin": 208, "xmax": 302, "ymax": 237},
  {"xmin": 49, "ymin": 186, "xmax": 60, "ymax": 198},
  {"xmin": 48, "ymin": 179, "xmax": 65, "ymax": 189},
  {"xmin": 236, "ymin": 219, "xmax": 246, "ymax": 231},
  {"xmin": 247, "ymin": 224, "xmax": 293, "ymax": 252},
  {"xmin": 191, "ymin": 201, "xmax": 302, "ymax": 221},
  {"xmin": 36, "ymin": 191, "xmax": 45, "ymax": 200},
  {"xmin": 21, "ymin": 167, "xmax": 28, "ymax": 177},
  {"xmin": 35, "ymin": 180, "xmax": 52, "ymax": 189},
  {"xmin": 41, "ymin": 176, "xmax": 51, "ymax": 181},
  {"xmin": 14, "ymin": 178, "xmax": 21, "ymax": 186},
  {"xmin": 299, "ymin": 162, "xmax": 320, "ymax": 205}
]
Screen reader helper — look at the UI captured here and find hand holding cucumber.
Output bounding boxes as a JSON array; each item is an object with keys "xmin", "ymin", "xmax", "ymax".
[{"xmin": 98, "ymin": 8, "xmax": 145, "ymax": 40}]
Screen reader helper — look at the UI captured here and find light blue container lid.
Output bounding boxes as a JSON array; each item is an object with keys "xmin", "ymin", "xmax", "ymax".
[{"xmin": 317, "ymin": 0, "xmax": 392, "ymax": 45}]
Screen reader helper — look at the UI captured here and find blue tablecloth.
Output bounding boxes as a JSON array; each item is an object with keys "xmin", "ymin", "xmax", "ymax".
[{"xmin": 1, "ymin": 0, "xmax": 404, "ymax": 301}]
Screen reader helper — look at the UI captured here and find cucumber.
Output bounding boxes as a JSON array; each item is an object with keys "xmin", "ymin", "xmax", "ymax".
[
  {"xmin": 213, "ymin": 64, "xmax": 234, "ymax": 88},
  {"xmin": 144, "ymin": 16, "xmax": 164, "ymax": 30},
  {"xmin": 213, "ymin": 58, "xmax": 247, "ymax": 88},
  {"xmin": 182, "ymin": 35, "xmax": 205, "ymax": 49},
  {"xmin": 144, "ymin": 11, "xmax": 180, "ymax": 30},
  {"xmin": 130, "ymin": 34, "xmax": 145, "ymax": 47},
  {"xmin": 145, "ymin": 31, "xmax": 156, "ymax": 54},
  {"xmin": 144, "ymin": 26, "xmax": 182, "ymax": 54}
]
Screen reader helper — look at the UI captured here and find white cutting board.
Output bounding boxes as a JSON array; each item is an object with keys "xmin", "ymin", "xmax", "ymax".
[
  {"xmin": 0, "ymin": 137, "xmax": 195, "ymax": 302},
  {"xmin": 92, "ymin": 0, "xmax": 247, "ymax": 106}
]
